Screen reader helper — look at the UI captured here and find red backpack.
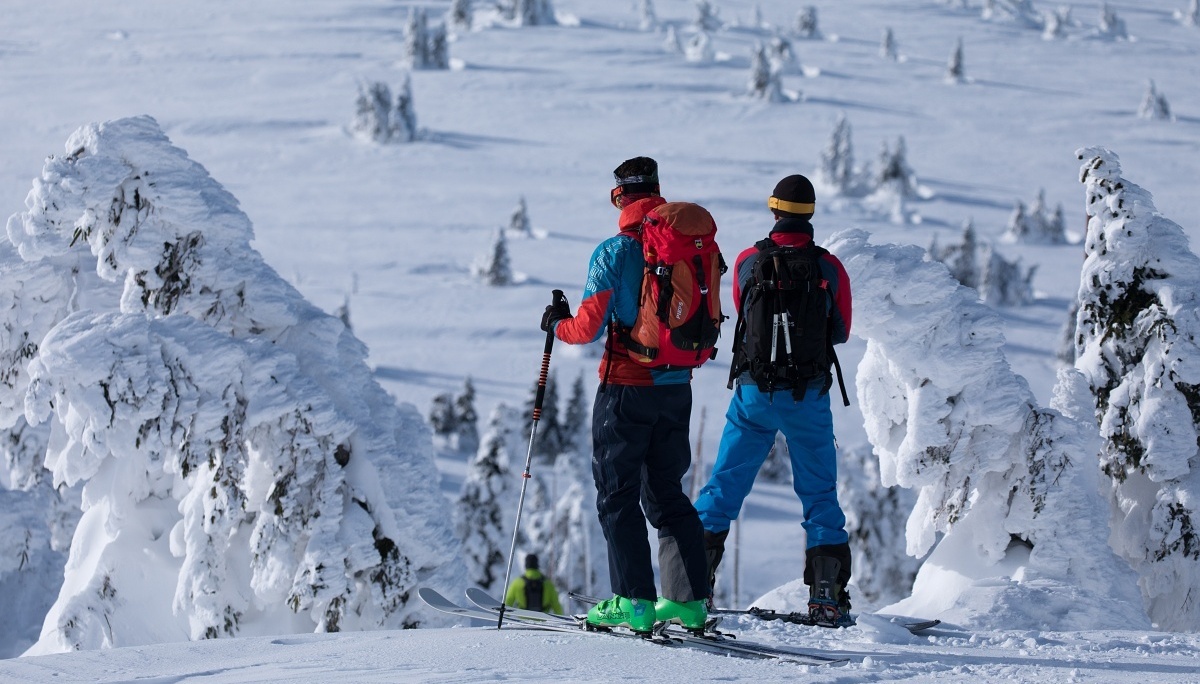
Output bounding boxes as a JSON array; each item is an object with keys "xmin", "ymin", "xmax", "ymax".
[{"xmin": 623, "ymin": 202, "xmax": 725, "ymax": 368}]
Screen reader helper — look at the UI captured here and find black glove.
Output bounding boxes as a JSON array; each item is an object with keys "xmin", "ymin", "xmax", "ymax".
[{"xmin": 540, "ymin": 292, "xmax": 571, "ymax": 332}]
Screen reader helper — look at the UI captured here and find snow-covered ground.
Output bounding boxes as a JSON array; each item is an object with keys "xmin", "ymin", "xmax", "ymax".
[{"xmin": 3, "ymin": 0, "xmax": 1200, "ymax": 680}]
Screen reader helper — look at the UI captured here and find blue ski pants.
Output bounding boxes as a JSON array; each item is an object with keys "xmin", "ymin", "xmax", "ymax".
[
  {"xmin": 591, "ymin": 383, "xmax": 710, "ymax": 603},
  {"xmin": 694, "ymin": 383, "xmax": 849, "ymax": 549}
]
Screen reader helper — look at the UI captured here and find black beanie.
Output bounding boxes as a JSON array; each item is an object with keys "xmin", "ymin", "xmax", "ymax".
[
  {"xmin": 769, "ymin": 174, "xmax": 816, "ymax": 217},
  {"xmin": 525, "ymin": 553, "xmax": 539, "ymax": 570},
  {"xmin": 612, "ymin": 156, "xmax": 661, "ymax": 197}
]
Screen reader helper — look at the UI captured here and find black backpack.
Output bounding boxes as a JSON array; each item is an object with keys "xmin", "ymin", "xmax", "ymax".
[
  {"xmin": 523, "ymin": 576, "xmax": 544, "ymax": 612},
  {"xmin": 728, "ymin": 239, "xmax": 849, "ymax": 405}
]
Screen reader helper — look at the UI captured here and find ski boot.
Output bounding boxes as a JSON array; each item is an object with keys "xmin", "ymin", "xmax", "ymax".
[
  {"xmin": 703, "ymin": 529, "xmax": 729, "ymax": 610},
  {"xmin": 654, "ymin": 597, "xmax": 709, "ymax": 633},
  {"xmin": 807, "ymin": 555, "xmax": 855, "ymax": 628},
  {"xmin": 586, "ymin": 595, "xmax": 657, "ymax": 634}
]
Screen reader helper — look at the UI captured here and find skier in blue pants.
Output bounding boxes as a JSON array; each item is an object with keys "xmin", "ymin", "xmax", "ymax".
[{"xmin": 693, "ymin": 173, "xmax": 854, "ymax": 626}]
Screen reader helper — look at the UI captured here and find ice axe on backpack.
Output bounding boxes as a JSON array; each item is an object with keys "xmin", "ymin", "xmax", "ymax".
[{"xmin": 497, "ymin": 289, "xmax": 565, "ymax": 628}]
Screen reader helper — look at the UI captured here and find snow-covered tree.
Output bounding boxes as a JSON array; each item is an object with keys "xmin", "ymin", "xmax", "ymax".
[
  {"xmin": 874, "ymin": 136, "xmax": 918, "ymax": 198},
  {"xmin": 979, "ymin": 243, "xmax": 1036, "ymax": 306},
  {"xmin": 1056, "ymin": 299, "xmax": 1079, "ymax": 365},
  {"xmin": 1178, "ymin": 0, "xmax": 1200, "ymax": 26},
  {"xmin": 1073, "ymin": 147, "xmax": 1200, "ymax": 630},
  {"xmin": 351, "ymin": 81, "xmax": 394, "ymax": 143},
  {"xmin": 0, "ymin": 481, "xmax": 70, "ymax": 657},
  {"xmin": 1042, "ymin": 6, "xmax": 1069, "ymax": 39},
  {"xmin": 512, "ymin": 0, "xmax": 556, "ymax": 26},
  {"xmin": 392, "ymin": 73, "xmax": 419, "ymax": 142},
  {"xmin": 827, "ymin": 228, "xmax": 1147, "ymax": 630},
  {"xmin": 351, "ymin": 78, "xmax": 418, "ymax": 144},
  {"xmin": 456, "ymin": 404, "xmax": 518, "ymax": 591},
  {"xmin": 454, "ymin": 377, "xmax": 481, "ymax": 455},
  {"xmin": 2, "ymin": 116, "xmax": 463, "ymax": 653},
  {"xmin": 524, "ymin": 371, "xmax": 563, "ymax": 463},
  {"xmin": 551, "ymin": 445, "xmax": 606, "ymax": 612},
  {"xmin": 663, "ymin": 25, "xmax": 683, "ymax": 54},
  {"xmin": 838, "ymin": 445, "xmax": 921, "ymax": 606},
  {"xmin": 982, "ymin": 0, "xmax": 1043, "ymax": 28},
  {"xmin": 794, "ymin": 6, "xmax": 821, "ymax": 39},
  {"xmin": 684, "ymin": 31, "xmax": 715, "ymax": 63},
  {"xmin": 1096, "ymin": 2, "xmax": 1128, "ymax": 40},
  {"xmin": 1003, "ymin": 190, "xmax": 1068, "ymax": 244},
  {"xmin": 508, "ymin": 196, "xmax": 532, "ymax": 236},
  {"xmin": 747, "ymin": 43, "xmax": 784, "ymax": 102},
  {"xmin": 946, "ymin": 38, "xmax": 965, "ymax": 83},
  {"xmin": 931, "ymin": 222, "xmax": 1035, "ymax": 305},
  {"xmin": 818, "ymin": 114, "xmax": 856, "ymax": 195},
  {"xmin": 449, "ymin": 0, "xmax": 473, "ymax": 30},
  {"xmin": 767, "ymin": 34, "xmax": 797, "ymax": 74},
  {"xmin": 693, "ymin": 0, "xmax": 722, "ymax": 32},
  {"xmin": 881, "ymin": 27, "xmax": 899, "ymax": 61},
  {"xmin": 560, "ymin": 372, "xmax": 589, "ymax": 457},
  {"xmin": 475, "ymin": 228, "xmax": 513, "ymax": 286},
  {"xmin": 929, "ymin": 219, "xmax": 980, "ymax": 290},
  {"xmin": 429, "ymin": 392, "xmax": 458, "ymax": 439},
  {"xmin": 638, "ymin": 0, "xmax": 658, "ymax": 31},
  {"xmin": 1138, "ymin": 80, "xmax": 1173, "ymax": 121},
  {"xmin": 757, "ymin": 432, "xmax": 790, "ymax": 483},
  {"xmin": 403, "ymin": 9, "xmax": 448, "ymax": 69}
]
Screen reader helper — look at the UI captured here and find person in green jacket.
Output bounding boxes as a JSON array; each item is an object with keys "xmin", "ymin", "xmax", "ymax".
[{"xmin": 504, "ymin": 554, "xmax": 563, "ymax": 615}]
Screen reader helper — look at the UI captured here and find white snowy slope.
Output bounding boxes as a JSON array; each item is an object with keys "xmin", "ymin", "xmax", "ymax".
[{"xmin": 2, "ymin": 0, "xmax": 1200, "ymax": 681}]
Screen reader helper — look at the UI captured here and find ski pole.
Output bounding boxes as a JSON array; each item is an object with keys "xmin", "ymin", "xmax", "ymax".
[{"xmin": 497, "ymin": 289, "xmax": 565, "ymax": 629}]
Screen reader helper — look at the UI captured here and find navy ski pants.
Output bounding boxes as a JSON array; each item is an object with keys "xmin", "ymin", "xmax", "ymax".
[{"xmin": 591, "ymin": 383, "xmax": 709, "ymax": 603}]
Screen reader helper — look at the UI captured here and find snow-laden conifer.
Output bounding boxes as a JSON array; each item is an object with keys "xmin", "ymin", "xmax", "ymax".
[
  {"xmin": 392, "ymin": 73, "xmax": 418, "ymax": 142},
  {"xmin": 794, "ymin": 6, "xmax": 821, "ymax": 39},
  {"xmin": 407, "ymin": 9, "xmax": 428, "ymax": 64},
  {"xmin": 514, "ymin": 0, "xmax": 557, "ymax": 27},
  {"xmin": 449, "ymin": 0, "xmax": 473, "ymax": 31},
  {"xmin": 508, "ymin": 196, "xmax": 532, "ymax": 237},
  {"xmin": 475, "ymin": 228, "xmax": 513, "ymax": 286},
  {"xmin": 456, "ymin": 404, "xmax": 518, "ymax": 591},
  {"xmin": 638, "ymin": 0, "xmax": 657, "ymax": 31},
  {"xmin": 873, "ymin": 136, "xmax": 918, "ymax": 198},
  {"xmin": 1096, "ymin": 2, "xmax": 1128, "ymax": 40},
  {"xmin": 693, "ymin": 0, "xmax": 722, "ymax": 32},
  {"xmin": 2, "ymin": 116, "xmax": 463, "ymax": 652},
  {"xmin": 1042, "ymin": 6, "xmax": 1070, "ymax": 39},
  {"xmin": 1178, "ymin": 0, "xmax": 1200, "ymax": 26},
  {"xmin": 560, "ymin": 372, "xmax": 589, "ymax": 457},
  {"xmin": 551, "ymin": 446, "xmax": 606, "ymax": 612},
  {"xmin": 929, "ymin": 219, "xmax": 980, "ymax": 290},
  {"xmin": 454, "ymin": 377, "xmax": 481, "ymax": 455},
  {"xmin": 1138, "ymin": 79, "xmax": 1173, "ymax": 121},
  {"xmin": 747, "ymin": 42, "xmax": 784, "ymax": 102},
  {"xmin": 429, "ymin": 392, "xmax": 458, "ymax": 440},
  {"xmin": 685, "ymin": 31, "xmax": 715, "ymax": 63},
  {"xmin": 352, "ymin": 81, "xmax": 394, "ymax": 143},
  {"xmin": 982, "ymin": 0, "xmax": 1043, "ymax": 28},
  {"xmin": 1073, "ymin": 147, "xmax": 1200, "ymax": 630},
  {"xmin": 946, "ymin": 38, "xmax": 965, "ymax": 84},
  {"xmin": 839, "ymin": 445, "xmax": 921, "ymax": 606},
  {"xmin": 663, "ymin": 25, "xmax": 683, "ymax": 54},
  {"xmin": 1057, "ymin": 300, "xmax": 1079, "ymax": 365},
  {"xmin": 1002, "ymin": 189, "xmax": 1068, "ymax": 244},
  {"xmin": 818, "ymin": 114, "xmax": 856, "ymax": 195},
  {"xmin": 881, "ymin": 27, "xmax": 899, "ymax": 61},
  {"xmin": 827, "ymin": 229, "xmax": 1146, "ymax": 629},
  {"xmin": 979, "ymin": 243, "xmax": 1036, "ymax": 306},
  {"xmin": 524, "ymin": 371, "xmax": 563, "ymax": 463},
  {"xmin": 351, "ymin": 78, "xmax": 418, "ymax": 144}
]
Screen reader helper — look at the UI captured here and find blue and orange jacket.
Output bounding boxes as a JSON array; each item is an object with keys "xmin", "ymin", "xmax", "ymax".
[
  {"xmin": 731, "ymin": 219, "xmax": 852, "ymax": 351},
  {"xmin": 553, "ymin": 196, "xmax": 691, "ymax": 386}
]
